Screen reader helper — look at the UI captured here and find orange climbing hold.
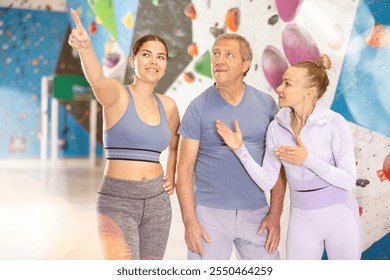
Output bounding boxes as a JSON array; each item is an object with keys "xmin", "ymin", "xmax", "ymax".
[
  {"xmin": 365, "ymin": 23, "xmax": 388, "ymax": 48},
  {"xmin": 187, "ymin": 43, "xmax": 198, "ymax": 56},
  {"xmin": 225, "ymin": 8, "xmax": 240, "ymax": 32},
  {"xmin": 89, "ymin": 21, "xmax": 97, "ymax": 34},
  {"xmin": 184, "ymin": 3, "xmax": 196, "ymax": 20},
  {"xmin": 183, "ymin": 72, "xmax": 195, "ymax": 83}
]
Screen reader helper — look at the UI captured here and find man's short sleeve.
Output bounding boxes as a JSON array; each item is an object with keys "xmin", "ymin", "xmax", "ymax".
[
  {"xmin": 270, "ymin": 97, "xmax": 279, "ymax": 121},
  {"xmin": 178, "ymin": 100, "xmax": 202, "ymax": 140}
]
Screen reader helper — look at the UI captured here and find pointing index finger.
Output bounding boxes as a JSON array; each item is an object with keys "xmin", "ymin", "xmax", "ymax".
[{"xmin": 70, "ymin": 8, "xmax": 84, "ymax": 33}]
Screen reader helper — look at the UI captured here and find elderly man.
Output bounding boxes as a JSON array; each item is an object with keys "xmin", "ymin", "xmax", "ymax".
[{"xmin": 176, "ymin": 33, "xmax": 286, "ymax": 260}]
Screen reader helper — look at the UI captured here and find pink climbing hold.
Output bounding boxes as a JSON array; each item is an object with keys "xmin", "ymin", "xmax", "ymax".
[
  {"xmin": 275, "ymin": 0, "xmax": 303, "ymax": 22},
  {"xmin": 262, "ymin": 46, "xmax": 289, "ymax": 92},
  {"xmin": 282, "ymin": 23, "xmax": 320, "ymax": 65}
]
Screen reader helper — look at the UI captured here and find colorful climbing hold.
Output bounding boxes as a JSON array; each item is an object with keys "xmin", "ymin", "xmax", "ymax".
[
  {"xmin": 183, "ymin": 72, "xmax": 195, "ymax": 83},
  {"xmin": 194, "ymin": 51, "xmax": 212, "ymax": 79},
  {"xmin": 365, "ymin": 23, "xmax": 388, "ymax": 48},
  {"xmin": 262, "ymin": 46, "xmax": 289, "ymax": 92},
  {"xmin": 89, "ymin": 21, "xmax": 97, "ymax": 34},
  {"xmin": 282, "ymin": 23, "xmax": 319, "ymax": 65},
  {"xmin": 184, "ymin": 3, "xmax": 197, "ymax": 20},
  {"xmin": 377, "ymin": 153, "xmax": 390, "ymax": 181},
  {"xmin": 121, "ymin": 11, "xmax": 133, "ymax": 29},
  {"xmin": 275, "ymin": 0, "xmax": 303, "ymax": 22},
  {"xmin": 225, "ymin": 8, "xmax": 240, "ymax": 32},
  {"xmin": 187, "ymin": 42, "xmax": 198, "ymax": 57}
]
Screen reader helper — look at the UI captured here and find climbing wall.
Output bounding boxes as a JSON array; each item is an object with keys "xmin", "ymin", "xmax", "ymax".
[
  {"xmin": 0, "ymin": 0, "xmax": 389, "ymax": 259},
  {"xmin": 0, "ymin": 7, "xmax": 74, "ymax": 157},
  {"xmin": 165, "ymin": 0, "xmax": 390, "ymax": 259}
]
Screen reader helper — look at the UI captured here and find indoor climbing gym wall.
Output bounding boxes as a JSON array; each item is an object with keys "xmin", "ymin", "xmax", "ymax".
[
  {"xmin": 0, "ymin": 0, "xmax": 101, "ymax": 158},
  {"xmin": 0, "ymin": 0, "xmax": 191, "ymax": 158},
  {"xmin": 165, "ymin": 0, "xmax": 390, "ymax": 260},
  {"xmin": 0, "ymin": 0, "xmax": 389, "ymax": 259},
  {"xmin": 0, "ymin": 5, "xmax": 70, "ymax": 157}
]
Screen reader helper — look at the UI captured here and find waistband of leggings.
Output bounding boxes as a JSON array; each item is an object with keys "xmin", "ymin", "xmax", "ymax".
[
  {"xmin": 294, "ymin": 187, "xmax": 327, "ymax": 192},
  {"xmin": 290, "ymin": 186, "xmax": 348, "ymax": 210},
  {"xmin": 98, "ymin": 174, "xmax": 165, "ymax": 199}
]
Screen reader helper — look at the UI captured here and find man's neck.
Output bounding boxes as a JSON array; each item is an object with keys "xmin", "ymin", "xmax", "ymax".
[{"xmin": 215, "ymin": 81, "xmax": 245, "ymax": 106}]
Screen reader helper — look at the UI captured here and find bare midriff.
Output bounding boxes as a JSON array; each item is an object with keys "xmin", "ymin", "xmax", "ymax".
[{"xmin": 104, "ymin": 160, "xmax": 163, "ymax": 181}]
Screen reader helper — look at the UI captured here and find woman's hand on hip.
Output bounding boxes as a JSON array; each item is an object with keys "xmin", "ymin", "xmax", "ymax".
[{"xmin": 163, "ymin": 175, "xmax": 174, "ymax": 195}]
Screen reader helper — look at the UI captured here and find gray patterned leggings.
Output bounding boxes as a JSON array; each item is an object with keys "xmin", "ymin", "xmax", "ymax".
[{"xmin": 96, "ymin": 175, "xmax": 171, "ymax": 259}]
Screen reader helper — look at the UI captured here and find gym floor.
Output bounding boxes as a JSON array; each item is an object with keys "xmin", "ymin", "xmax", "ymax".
[{"xmin": 0, "ymin": 159, "xmax": 186, "ymax": 260}]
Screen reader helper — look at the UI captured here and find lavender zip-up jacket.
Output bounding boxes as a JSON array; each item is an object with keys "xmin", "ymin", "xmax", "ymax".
[{"xmin": 234, "ymin": 102, "xmax": 357, "ymax": 209}]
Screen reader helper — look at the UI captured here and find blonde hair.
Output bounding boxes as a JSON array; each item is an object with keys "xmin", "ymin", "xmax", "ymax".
[{"xmin": 293, "ymin": 54, "xmax": 332, "ymax": 99}]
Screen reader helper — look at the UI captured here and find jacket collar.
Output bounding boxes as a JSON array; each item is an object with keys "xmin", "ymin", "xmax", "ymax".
[{"xmin": 275, "ymin": 101, "xmax": 330, "ymax": 129}]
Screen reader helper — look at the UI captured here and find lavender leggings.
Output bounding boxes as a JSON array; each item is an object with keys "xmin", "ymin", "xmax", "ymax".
[
  {"xmin": 96, "ymin": 175, "xmax": 171, "ymax": 259},
  {"xmin": 286, "ymin": 190, "xmax": 363, "ymax": 260}
]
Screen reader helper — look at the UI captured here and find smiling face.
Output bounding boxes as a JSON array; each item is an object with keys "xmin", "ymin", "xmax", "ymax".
[
  {"xmin": 130, "ymin": 40, "xmax": 167, "ymax": 84},
  {"xmin": 276, "ymin": 66, "xmax": 312, "ymax": 108},
  {"xmin": 211, "ymin": 39, "xmax": 250, "ymax": 87}
]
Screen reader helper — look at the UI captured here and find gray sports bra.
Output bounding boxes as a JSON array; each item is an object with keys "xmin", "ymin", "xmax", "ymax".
[{"xmin": 103, "ymin": 85, "xmax": 171, "ymax": 163}]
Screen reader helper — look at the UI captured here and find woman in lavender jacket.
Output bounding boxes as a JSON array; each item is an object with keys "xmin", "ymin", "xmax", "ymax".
[{"xmin": 216, "ymin": 54, "xmax": 363, "ymax": 260}]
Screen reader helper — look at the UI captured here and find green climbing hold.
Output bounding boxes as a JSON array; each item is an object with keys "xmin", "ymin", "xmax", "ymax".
[{"xmin": 194, "ymin": 51, "xmax": 212, "ymax": 79}]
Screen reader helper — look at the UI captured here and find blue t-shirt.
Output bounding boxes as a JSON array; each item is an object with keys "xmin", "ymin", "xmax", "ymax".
[{"xmin": 179, "ymin": 83, "xmax": 278, "ymax": 209}]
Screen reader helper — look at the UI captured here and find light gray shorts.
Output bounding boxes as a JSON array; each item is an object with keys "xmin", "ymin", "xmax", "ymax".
[{"xmin": 188, "ymin": 204, "xmax": 280, "ymax": 260}]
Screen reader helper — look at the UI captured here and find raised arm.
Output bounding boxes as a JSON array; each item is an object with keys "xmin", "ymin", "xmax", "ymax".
[{"xmin": 68, "ymin": 8, "xmax": 121, "ymax": 107}]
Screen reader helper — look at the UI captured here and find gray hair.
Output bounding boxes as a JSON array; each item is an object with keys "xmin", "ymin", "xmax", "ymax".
[
  {"xmin": 213, "ymin": 33, "xmax": 253, "ymax": 63},
  {"xmin": 212, "ymin": 33, "xmax": 252, "ymax": 76}
]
